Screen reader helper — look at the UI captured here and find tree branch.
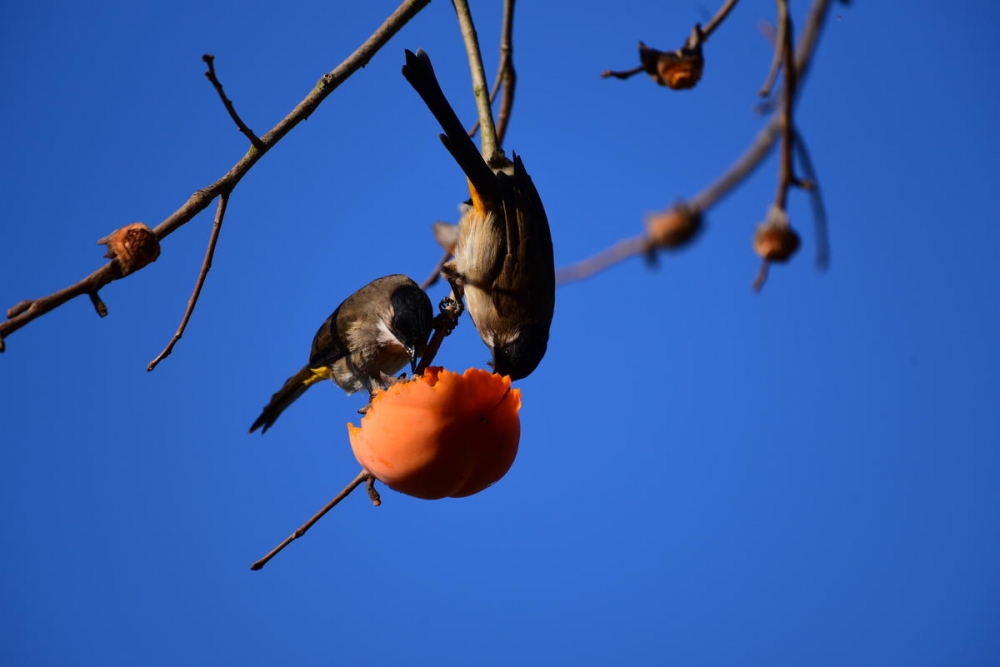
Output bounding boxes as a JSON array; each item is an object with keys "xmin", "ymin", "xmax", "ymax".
[
  {"xmin": 774, "ymin": 0, "xmax": 799, "ymax": 210},
  {"xmin": 251, "ymin": 468, "xmax": 372, "ymax": 571},
  {"xmin": 466, "ymin": 0, "xmax": 516, "ymax": 148},
  {"xmin": 793, "ymin": 129, "xmax": 830, "ymax": 270},
  {"xmin": 559, "ymin": 0, "xmax": 832, "ymax": 286},
  {"xmin": 757, "ymin": 0, "xmax": 787, "ymax": 98},
  {"xmin": 702, "ymin": 0, "xmax": 741, "ymax": 41},
  {"xmin": 202, "ymin": 54, "xmax": 264, "ymax": 149},
  {"xmin": 452, "ymin": 0, "xmax": 501, "ymax": 163},
  {"xmin": 0, "ymin": 0, "xmax": 430, "ymax": 352},
  {"xmin": 147, "ymin": 191, "xmax": 230, "ymax": 371}
]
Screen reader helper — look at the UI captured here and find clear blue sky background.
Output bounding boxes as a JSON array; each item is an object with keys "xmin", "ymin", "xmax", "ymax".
[{"xmin": 2, "ymin": 1, "xmax": 998, "ymax": 665}]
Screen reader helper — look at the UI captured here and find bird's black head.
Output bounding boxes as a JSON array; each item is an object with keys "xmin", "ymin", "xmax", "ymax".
[
  {"xmin": 389, "ymin": 282, "xmax": 434, "ymax": 372},
  {"xmin": 492, "ymin": 321, "xmax": 550, "ymax": 381}
]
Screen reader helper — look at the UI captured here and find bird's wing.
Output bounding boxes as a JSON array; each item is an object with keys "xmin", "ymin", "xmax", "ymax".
[
  {"xmin": 492, "ymin": 154, "xmax": 556, "ymax": 316},
  {"xmin": 308, "ymin": 305, "xmax": 351, "ymax": 369}
]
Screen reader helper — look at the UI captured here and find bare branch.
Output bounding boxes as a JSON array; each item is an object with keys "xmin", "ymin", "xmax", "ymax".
[
  {"xmin": 365, "ymin": 475, "xmax": 382, "ymax": 506},
  {"xmin": 420, "ymin": 249, "xmax": 453, "ymax": 291},
  {"xmin": 493, "ymin": 0, "xmax": 517, "ymax": 147},
  {"xmin": 147, "ymin": 191, "xmax": 231, "ymax": 371},
  {"xmin": 202, "ymin": 54, "xmax": 264, "ymax": 149},
  {"xmin": 415, "ymin": 297, "xmax": 463, "ymax": 375},
  {"xmin": 251, "ymin": 468, "xmax": 371, "ymax": 571},
  {"xmin": 452, "ymin": 0, "xmax": 501, "ymax": 163},
  {"xmin": 752, "ymin": 259, "xmax": 771, "ymax": 291},
  {"xmin": 88, "ymin": 291, "xmax": 108, "ymax": 317},
  {"xmin": 774, "ymin": 0, "xmax": 799, "ymax": 210},
  {"xmin": 0, "ymin": 0, "xmax": 430, "ymax": 351},
  {"xmin": 467, "ymin": 0, "xmax": 516, "ymax": 145},
  {"xmin": 559, "ymin": 0, "xmax": 833, "ymax": 286},
  {"xmin": 793, "ymin": 129, "xmax": 830, "ymax": 270},
  {"xmin": 702, "ymin": 0, "xmax": 741, "ymax": 41},
  {"xmin": 556, "ymin": 236, "xmax": 649, "ymax": 285},
  {"xmin": 689, "ymin": 0, "xmax": 830, "ymax": 213},
  {"xmin": 758, "ymin": 1, "xmax": 787, "ymax": 97},
  {"xmin": 600, "ymin": 64, "xmax": 645, "ymax": 81}
]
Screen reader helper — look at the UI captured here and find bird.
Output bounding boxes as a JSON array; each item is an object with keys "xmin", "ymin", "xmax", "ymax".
[
  {"xmin": 249, "ymin": 274, "xmax": 433, "ymax": 434},
  {"xmin": 401, "ymin": 49, "xmax": 555, "ymax": 381}
]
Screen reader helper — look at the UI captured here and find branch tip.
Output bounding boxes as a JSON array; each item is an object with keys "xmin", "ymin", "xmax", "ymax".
[
  {"xmin": 89, "ymin": 291, "xmax": 108, "ymax": 317},
  {"xmin": 203, "ymin": 53, "xmax": 264, "ymax": 149},
  {"xmin": 7, "ymin": 300, "xmax": 32, "ymax": 319}
]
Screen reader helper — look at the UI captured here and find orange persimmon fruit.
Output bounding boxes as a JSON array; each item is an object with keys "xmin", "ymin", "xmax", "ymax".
[{"xmin": 348, "ymin": 367, "xmax": 521, "ymax": 500}]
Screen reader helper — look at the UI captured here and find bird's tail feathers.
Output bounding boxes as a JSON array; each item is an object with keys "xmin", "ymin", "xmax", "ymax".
[
  {"xmin": 249, "ymin": 366, "xmax": 324, "ymax": 434},
  {"xmin": 402, "ymin": 49, "xmax": 499, "ymax": 204}
]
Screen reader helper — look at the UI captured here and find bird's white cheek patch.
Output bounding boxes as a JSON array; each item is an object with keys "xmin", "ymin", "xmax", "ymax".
[{"xmin": 375, "ymin": 319, "xmax": 405, "ymax": 351}]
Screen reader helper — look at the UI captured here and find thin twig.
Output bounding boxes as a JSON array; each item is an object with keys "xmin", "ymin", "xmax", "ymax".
[
  {"xmin": 467, "ymin": 0, "xmax": 514, "ymax": 140},
  {"xmin": 793, "ymin": 129, "xmax": 829, "ymax": 270},
  {"xmin": 468, "ymin": 0, "xmax": 516, "ymax": 146},
  {"xmin": 559, "ymin": 0, "xmax": 833, "ymax": 286},
  {"xmin": 689, "ymin": 0, "xmax": 829, "ymax": 212},
  {"xmin": 415, "ymin": 299, "xmax": 462, "ymax": 375},
  {"xmin": 774, "ymin": 0, "xmax": 798, "ymax": 209},
  {"xmin": 420, "ymin": 249, "xmax": 453, "ymax": 291},
  {"xmin": 250, "ymin": 468, "xmax": 371, "ymax": 571},
  {"xmin": 601, "ymin": 64, "xmax": 645, "ymax": 80},
  {"xmin": 492, "ymin": 0, "xmax": 517, "ymax": 147},
  {"xmin": 751, "ymin": 259, "xmax": 771, "ymax": 291},
  {"xmin": 753, "ymin": 0, "xmax": 800, "ymax": 293},
  {"xmin": 365, "ymin": 475, "xmax": 382, "ymax": 506},
  {"xmin": 702, "ymin": 0, "xmax": 741, "ymax": 41},
  {"xmin": 466, "ymin": 77, "xmax": 502, "ymax": 139},
  {"xmin": 147, "ymin": 191, "xmax": 230, "ymax": 371},
  {"xmin": 556, "ymin": 236, "xmax": 649, "ymax": 285},
  {"xmin": 6, "ymin": 301, "xmax": 31, "ymax": 318},
  {"xmin": 452, "ymin": 0, "xmax": 500, "ymax": 163},
  {"xmin": 0, "ymin": 0, "xmax": 430, "ymax": 351},
  {"xmin": 758, "ymin": 1, "xmax": 787, "ymax": 97},
  {"xmin": 202, "ymin": 55, "xmax": 264, "ymax": 149},
  {"xmin": 88, "ymin": 291, "xmax": 108, "ymax": 317}
]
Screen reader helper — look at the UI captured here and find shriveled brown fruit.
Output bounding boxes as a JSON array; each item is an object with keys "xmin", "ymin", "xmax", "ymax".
[
  {"xmin": 639, "ymin": 41, "xmax": 704, "ymax": 90},
  {"xmin": 646, "ymin": 207, "xmax": 702, "ymax": 250},
  {"xmin": 98, "ymin": 223, "xmax": 161, "ymax": 276},
  {"xmin": 753, "ymin": 211, "xmax": 800, "ymax": 263}
]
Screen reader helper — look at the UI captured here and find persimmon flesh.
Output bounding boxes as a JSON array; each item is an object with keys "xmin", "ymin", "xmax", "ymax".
[{"xmin": 348, "ymin": 367, "xmax": 521, "ymax": 499}]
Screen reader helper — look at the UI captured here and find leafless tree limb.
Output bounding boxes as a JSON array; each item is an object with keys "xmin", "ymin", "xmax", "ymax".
[
  {"xmin": 601, "ymin": 0, "xmax": 739, "ymax": 81},
  {"xmin": 758, "ymin": 1, "xmax": 787, "ymax": 97},
  {"xmin": 147, "ymin": 191, "xmax": 230, "ymax": 371},
  {"xmin": 468, "ymin": 0, "xmax": 516, "ymax": 147},
  {"xmin": 202, "ymin": 54, "xmax": 264, "ymax": 149},
  {"xmin": 560, "ymin": 0, "xmax": 832, "ymax": 286},
  {"xmin": 793, "ymin": 129, "xmax": 830, "ymax": 270},
  {"xmin": 251, "ymin": 468, "xmax": 372, "ymax": 570},
  {"xmin": 0, "ymin": 0, "xmax": 430, "ymax": 352},
  {"xmin": 452, "ymin": 0, "xmax": 501, "ymax": 162},
  {"xmin": 702, "ymin": 0, "xmax": 741, "ymax": 40}
]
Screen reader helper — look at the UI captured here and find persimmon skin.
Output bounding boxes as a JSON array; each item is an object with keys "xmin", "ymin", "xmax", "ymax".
[{"xmin": 348, "ymin": 367, "xmax": 521, "ymax": 500}]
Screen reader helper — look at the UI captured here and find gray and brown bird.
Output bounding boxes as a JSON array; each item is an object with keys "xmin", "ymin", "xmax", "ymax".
[
  {"xmin": 402, "ymin": 49, "xmax": 555, "ymax": 381},
  {"xmin": 250, "ymin": 274, "xmax": 433, "ymax": 434}
]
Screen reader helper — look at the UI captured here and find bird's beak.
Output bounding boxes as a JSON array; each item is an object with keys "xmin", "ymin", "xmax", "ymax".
[{"xmin": 407, "ymin": 345, "xmax": 418, "ymax": 376}]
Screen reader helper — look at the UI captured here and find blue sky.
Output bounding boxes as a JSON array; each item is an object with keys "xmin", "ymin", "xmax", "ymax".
[{"xmin": 2, "ymin": 1, "xmax": 998, "ymax": 665}]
